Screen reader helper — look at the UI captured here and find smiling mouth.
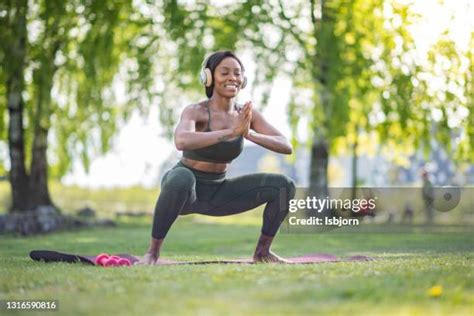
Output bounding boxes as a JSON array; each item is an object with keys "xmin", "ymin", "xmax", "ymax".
[{"xmin": 224, "ymin": 84, "xmax": 239, "ymax": 89}]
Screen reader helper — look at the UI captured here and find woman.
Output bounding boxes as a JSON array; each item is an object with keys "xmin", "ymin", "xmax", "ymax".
[{"xmin": 137, "ymin": 50, "xmax": 296, "ymax": 264}]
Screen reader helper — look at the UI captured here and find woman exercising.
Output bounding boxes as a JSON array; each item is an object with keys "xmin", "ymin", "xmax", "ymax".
[{"xmin": 137, "ymin": 51, "xmax": 296, "ymax": 264}]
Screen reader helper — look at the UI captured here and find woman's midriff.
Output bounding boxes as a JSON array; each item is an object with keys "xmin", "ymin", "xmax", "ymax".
[{"xmin": 180, "ymin": 157, "xmax": 229, "ymax": 173}]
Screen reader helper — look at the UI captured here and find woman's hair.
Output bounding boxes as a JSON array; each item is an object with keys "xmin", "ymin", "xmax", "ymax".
[{"xmin": 203, "ymin": 50, "xmax": 245, "ymax": 98}]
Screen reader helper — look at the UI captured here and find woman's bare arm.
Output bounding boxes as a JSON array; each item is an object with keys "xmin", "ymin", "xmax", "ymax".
[
  {"xmin": 174, "ymin": 104, "xmax": 252, "ymax": 151},
  {"xmin": 245, "ymin": 106, "xmax": 292, "ymax": 155}
]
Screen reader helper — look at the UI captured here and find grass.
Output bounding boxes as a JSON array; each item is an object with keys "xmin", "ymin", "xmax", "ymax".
[
  {"xmin": 0, "ymin": 182, "xmax": 160, "ymax": 216},
  {"xmin": 0, "ymin": 214, "xmax": 473, "ymax": 316}
]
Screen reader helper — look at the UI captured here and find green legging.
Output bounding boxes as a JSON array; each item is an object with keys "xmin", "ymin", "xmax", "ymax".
[{"xmin": 151, "ymin": 161, "xmax": 296, "ymax": 239}]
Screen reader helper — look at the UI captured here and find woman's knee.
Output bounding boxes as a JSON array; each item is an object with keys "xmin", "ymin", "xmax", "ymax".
[
  {"xmin": 285, "ymin": 176, "xmax": 296, "ymax": 199},
  {"xmin": 162, "ymin": 167, "xmax": 195, "ymax": 193},
  {"xmin": 270, "ymin": 174, "xmax": 296, "ymax": 199},
  {"xmin": 260, "ymin": 174, "xmax": 296, "ymax": 201}
]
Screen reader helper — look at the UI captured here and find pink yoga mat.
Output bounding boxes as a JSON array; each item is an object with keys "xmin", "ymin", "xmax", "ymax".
[{"xmin": 30, "ymin": 250, "xmax": 374, "ymax": 265}]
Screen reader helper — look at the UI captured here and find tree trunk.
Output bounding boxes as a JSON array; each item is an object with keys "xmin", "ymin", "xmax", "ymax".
[
  {"xmin": 306, "ymin": 0, "xmax": 335, "ymax": 218},
  {"xmin": 29, "ymin": 59, "xmax": 57, "ymax": 209},
  {"xmin": 6, "ymin": 0, "xmax": 31, "ymax": 212},
  {"xmin": 351, "ymin": 126, "xmax": 359, "ymax": 201},
  {"xmin": 28, "ymin": 7, "xmax": 63, "ymax": 210},
  {"xmin": 309, "ymin": 136, "xmax": 329, "ymax": 196},
  {"xmin": 30, "ymin": 127, "xmax": 53, "ymax": 207},
  {"xmin": 308, "ymin": 0, "xmax": 332, "ymax": 198}
]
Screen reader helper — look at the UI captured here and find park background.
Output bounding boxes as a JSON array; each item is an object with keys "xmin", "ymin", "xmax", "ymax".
[{"xmin": 0, "ymin": 0, "xmax": 473, "ymax": 315}]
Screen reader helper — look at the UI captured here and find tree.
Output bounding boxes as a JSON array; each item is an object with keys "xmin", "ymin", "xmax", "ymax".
[
  {"xmin": 0, "ymin": 0, "xmax": 29, "ymax": 211},
  {"xmin": 248, "ymin": 0, "xmax": 473, "ymax": 194},
  {"xmin": 368, "ymin": 12, "xmax": 474, "ymax": 170},
  {"xmin": 268, "ymin": 0, "xmax": 388, "ymax": 197},
  {"xmin": 0, "ymin": 0, "xmax": 158, "ymax": 212}
]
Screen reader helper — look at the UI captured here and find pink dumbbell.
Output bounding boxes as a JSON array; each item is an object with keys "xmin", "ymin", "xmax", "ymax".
[
  {"xmin": 95, "ymin": 253, "xmax": 132, "ymax": 267},
  {"xmin": 95, "ymin": 253, "xmax": 110, "ymax": 266},
  {"xmin": 104, "ymin": 258, "xmax": 118, "ymax": 267},
  {"xmin": 117, "ymin": 258, "xmax": 132, "ymax": 266}
]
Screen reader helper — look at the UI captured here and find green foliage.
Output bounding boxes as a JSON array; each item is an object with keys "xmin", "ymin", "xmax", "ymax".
[
  {"xmin": 222, "ymin": 0, "xmax": 474, "ymax": 166},
  {"xmin": 1, "ymin": 0, "xmax": 472, "ymax": 187},
  {"xmin": 48, "ymin": 0, "xmax": 159, "ymax": 176},
  {"xmin": 0, "ymin": 0, "xmax": 159, "ymax": 178}
]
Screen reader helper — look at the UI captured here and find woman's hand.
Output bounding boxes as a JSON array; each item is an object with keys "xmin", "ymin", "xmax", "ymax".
[
  {"xmin": 243, "ymin": 107, "xmax": 293, "ymax": 155},
  {"xmin": 232, "ymin": 101, "xmax": 252, "ymax": 137}
]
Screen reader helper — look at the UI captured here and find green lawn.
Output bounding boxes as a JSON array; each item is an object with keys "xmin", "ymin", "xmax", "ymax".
[{"xmin": 0, "ymin": 215, "xmax": 473, "ymax": 316}]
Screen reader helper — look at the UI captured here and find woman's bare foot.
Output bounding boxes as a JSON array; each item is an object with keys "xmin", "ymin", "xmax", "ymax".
[
  {"xmin": 253, "ymin": 251, "xmax": 289, "ymax": 263},
  {"xmin": 135, "ymin": 238, "xmax": 164, "ymax": 265},
  {"xmin": 134, "ymin": 252, "xmax": 158, "ymax": 265},
  {"xmin": 253, "ymin": 233, "xmax": 288, "ymax": 263}
]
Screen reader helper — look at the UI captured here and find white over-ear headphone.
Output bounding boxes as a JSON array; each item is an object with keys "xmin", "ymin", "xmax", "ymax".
[
  {"xmin": 199, "ymin": 58, "xmax": 247, "ymax": 89},
  {"xmin": 199, "ymin": 67, "xmax": 213, "ymax": 87}
]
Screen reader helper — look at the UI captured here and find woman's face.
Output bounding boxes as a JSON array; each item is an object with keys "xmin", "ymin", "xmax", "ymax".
[{"xmin": 212, "ymin": 57, "xmax": 243, "ymax": 98}]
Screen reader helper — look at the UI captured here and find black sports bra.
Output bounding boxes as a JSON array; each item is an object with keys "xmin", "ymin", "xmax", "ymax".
[{"xmin": 182, "ymin": 103, "xmax": 244, "ymax": 163}]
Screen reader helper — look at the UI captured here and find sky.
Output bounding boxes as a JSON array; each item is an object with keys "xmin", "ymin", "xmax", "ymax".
[{"xmin": 61, "ymin": 0, "xmax": 474, "ymax": 188}]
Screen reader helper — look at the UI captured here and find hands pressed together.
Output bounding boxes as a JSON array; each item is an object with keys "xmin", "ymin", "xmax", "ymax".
[{"xmin": 232, "ymin": 101, "xmax": 253, "ymax": 138}]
